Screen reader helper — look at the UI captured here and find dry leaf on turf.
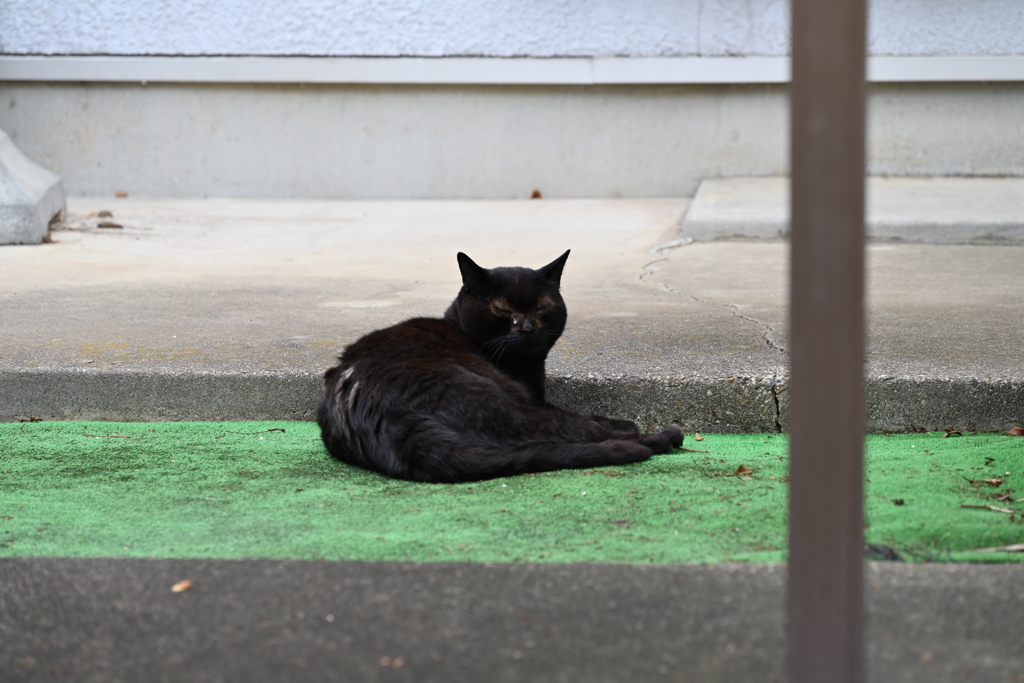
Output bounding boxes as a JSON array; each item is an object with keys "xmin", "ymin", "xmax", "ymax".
[
  {"xmin": 171, "ymin": 580, "xmax": 193, "ymax": 593},
  {"xmin": 1008, "ymin": 427, "xmax": 1024, "ymax": 436},
  {"xmin": 694, "ymin": 433, "xmax": 704, "ymax": 441},
  {"xmin": 735, "ymin": 465, "xmax": 754, "ymax": 476}
]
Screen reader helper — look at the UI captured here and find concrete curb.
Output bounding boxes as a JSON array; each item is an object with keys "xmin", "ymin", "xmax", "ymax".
[
  {"xmin": 3, "ymin": 369, "xmax": 1021, "ymax": 433},
  {"xmin": 0, "ymin": 369, "xmax": 321, "ymax": 423}
]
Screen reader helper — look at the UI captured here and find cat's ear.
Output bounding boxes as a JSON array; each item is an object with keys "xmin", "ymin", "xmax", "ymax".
[
  {"xmin": 457, "ymin": 252, "xmax": 491, "ymax": 293},
  {"xmin": 537, "ymin": 249, "xmax": 570, "ymax": 286}
]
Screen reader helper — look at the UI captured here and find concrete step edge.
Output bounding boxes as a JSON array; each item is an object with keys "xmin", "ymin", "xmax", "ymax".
[
  {"xmin": 682, "ymin": 177, "xmax": 1024, "ymax": 243},
  {"xmin": 3, "ymin": 369, "xmax": 1021, "ymax": 433}
]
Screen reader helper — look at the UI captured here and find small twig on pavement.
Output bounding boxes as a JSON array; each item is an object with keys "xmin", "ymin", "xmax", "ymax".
[
  {"xmin": 960, "ymin": 504, "xmax": 1015, "ymax": 514},
  {"xmin": 967, "ymin": 543, "xmax": 1024, "ymax": 553},
  {"xmin": 215, "ymin": 428, "xmax": 286, "ymax": 438}
]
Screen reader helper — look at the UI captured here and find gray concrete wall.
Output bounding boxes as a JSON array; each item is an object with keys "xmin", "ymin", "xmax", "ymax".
[
  {"xmin": 1, "ymin": 82, "xmax": 1021, "ymax": 199},
  {"xmin": 867, "ymin": 83, "xmax": 1024, "ymax": 178},
  {"xmin": 0, "ymin": 82, "xmax": 786, "ymax": 199}
]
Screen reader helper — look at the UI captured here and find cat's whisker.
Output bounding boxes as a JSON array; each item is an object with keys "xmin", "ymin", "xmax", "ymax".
[
  {"xmin": 481, "ymin": 337, "xmax": 505, "ymax": 356},
  {"xmin": 486, "ymin": 336, "xmax": 515, "ymax": 364}
]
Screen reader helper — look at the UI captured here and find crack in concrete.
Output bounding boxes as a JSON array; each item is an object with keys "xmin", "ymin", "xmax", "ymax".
[
  {"xmin": 638, "ymin": 235, "xmax": 696, "ymax": 288},
  {"xmin": 637, "ymin": 245, "xmax": 787, "ymax": 433},
  {"xmin": 638, "ymin": 257, "xmax": 672, "ymax": 291},
  {"xmin": 637, "ymin": 243, "xmax": 784, "ymax": 359},
  {"xmin": 733, "ymin": 313, "xmax": 786, "ymax": 356},
  {"xmin": 768, "ymin": 380, "xmax": 784, "ymax": 433},
  {"xmin": 685, "ymin": 292, "xmax": 787, "ymax": 432},
  {"xmin": 648, "ymin": 237, "xmax": 694, "ymax": 257},
  {"xmin": 638, "ymin": 239, "xmax": 693, "ymax": 292},
  {"xmin": 688, "ymin": 293, "xmax": 787, "ymax": 356}
]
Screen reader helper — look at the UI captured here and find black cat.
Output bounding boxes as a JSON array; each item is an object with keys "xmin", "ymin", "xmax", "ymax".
[{"xmin": 317, "ymin": 250, "xmax": 684, "ymax": 483}]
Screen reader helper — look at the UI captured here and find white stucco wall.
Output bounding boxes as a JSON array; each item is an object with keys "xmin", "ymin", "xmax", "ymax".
[{"xmin": 2, "ymin": 0, "xmax": 1021, "ymax": 58}]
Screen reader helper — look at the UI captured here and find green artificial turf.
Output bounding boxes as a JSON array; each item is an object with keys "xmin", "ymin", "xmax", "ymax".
[{"xmin": 1, "ymin": 421, "xmax": 1022, "ymax": 563}]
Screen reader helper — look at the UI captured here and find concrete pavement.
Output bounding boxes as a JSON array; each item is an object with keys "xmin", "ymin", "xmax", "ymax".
[
  {"xmin": 1, "ymin": 191, "xmax": 1022, "ymax": 430},
  {"xmin": 2, "ymin": 186, "xmax": 1023, "ymax": 682}
]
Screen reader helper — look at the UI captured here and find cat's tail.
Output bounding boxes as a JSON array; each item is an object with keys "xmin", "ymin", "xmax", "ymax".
[
  {"xmin": 401, "ymin": 425, "xmax": 657, "ymax": 483},
  {"xmin": 317, "ymin": 363, "xmax": 387, "ymax": 474}
]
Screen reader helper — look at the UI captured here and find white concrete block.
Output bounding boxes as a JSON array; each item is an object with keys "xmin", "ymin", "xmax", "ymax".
[
  {"xmin": 682, "ymin": 178, "xmax": 790, "ymax": 240},
  {"xmin": 682, "ymin": 177, "xmax": 1024, "ymax": 244},
  {"xmin": 0, "ymin": 129, "xmax": 64, "ymax": 245}
]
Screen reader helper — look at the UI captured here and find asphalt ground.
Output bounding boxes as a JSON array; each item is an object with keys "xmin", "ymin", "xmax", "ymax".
[{"xmin": 3, "ymin": 558, "xmax": 1023, "ymax": 683}]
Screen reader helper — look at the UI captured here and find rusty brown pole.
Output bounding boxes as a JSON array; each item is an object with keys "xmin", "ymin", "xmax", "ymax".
[{"xmin": 787, "ymin": 0, "xmax": 868, "ymax": 681}]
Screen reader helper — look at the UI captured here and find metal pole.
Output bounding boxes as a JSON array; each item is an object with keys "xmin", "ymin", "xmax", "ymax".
[{"xmin": 787, "ymin": 0, "xmax": 867, "ymax": 680}]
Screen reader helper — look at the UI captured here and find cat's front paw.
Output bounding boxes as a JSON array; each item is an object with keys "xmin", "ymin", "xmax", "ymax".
[
  {"xmin": 662, "ymin": 424, "xmax": 684, "ymax": 449},
  {"xmin": 591, "ymin": 415, "xmax": 641, "ymax": 433},
  {"xmin": 638, "ymin": 424, "xmax": 684, "ymax": 454}
]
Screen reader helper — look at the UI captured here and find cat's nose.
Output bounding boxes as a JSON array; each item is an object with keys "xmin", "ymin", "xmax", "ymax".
[{"xmin": 521, "ymin": 319, "xmax": 535, "ymax": 333}]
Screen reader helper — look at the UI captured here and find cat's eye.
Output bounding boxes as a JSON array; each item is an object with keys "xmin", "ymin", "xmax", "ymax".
[{"xmin": 491, "ymin": 304, "xmax": 512, "ymax": 315}]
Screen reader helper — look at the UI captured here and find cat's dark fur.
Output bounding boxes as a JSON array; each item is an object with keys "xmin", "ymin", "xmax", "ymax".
[{"xmin": 317, "ymin": 250, "xmax": 683, "ymax": 483}]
